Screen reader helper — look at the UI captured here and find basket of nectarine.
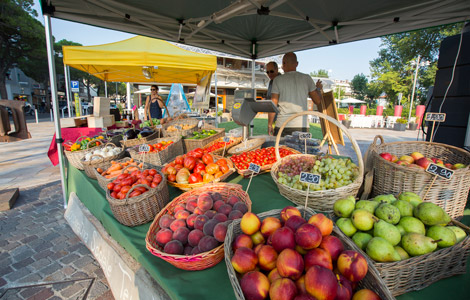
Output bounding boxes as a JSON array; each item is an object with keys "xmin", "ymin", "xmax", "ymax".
[
  {"xmin": 365, "ymin": 135, "xmax": 470, "ymax": 219},
  {"xmin": 145, "ymin": 183, "xmax": 252, "ymax": 271},
  {"xmin": 224, "ymin": 206, "xmax": 394, "ymax": 300}
]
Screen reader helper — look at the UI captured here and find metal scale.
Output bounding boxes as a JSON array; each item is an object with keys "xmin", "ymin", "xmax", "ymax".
[{"xmin": 231, "ymin": 89, "xmax": 279, "ymax": 140}]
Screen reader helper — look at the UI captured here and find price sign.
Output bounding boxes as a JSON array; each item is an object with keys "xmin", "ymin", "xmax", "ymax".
[
  {"xmin": 299, "ymin": 132, "xmax": 312, "ymax": 139},
  {"xmin": 123, "ymin": 135, "xmax": 128, "ymax": 142},
  {"xmin": 299, "ymin": 172, "xmax": 321, "ymax": 184},
  {"xmin": 425, "ymin": 113, "xmax": 446, "ymax": 122},
  {"xmin": 248, "ymin": 163, "xmax": 261, "ymax": 173},
  {"xmin": 139, "ymin": 144, "xmax": 150, "ymax": 153},
  {"xmin": 426, "ymin": 163, "xmax": 454, "ymax": 180},
  {"xmin": 223, "ymin": 136, "xmax": 230, "ymax": 143},
  {"xmin": 198, "ymin": 120, "xmax": 203, "ymax": 128},
  {"xmin": 156, "ymin": 125, "xmax": 162, "ymax": 129},
  {"xmin": 174, "ymin": 125, "xmax": 182, "ymax": 130}
]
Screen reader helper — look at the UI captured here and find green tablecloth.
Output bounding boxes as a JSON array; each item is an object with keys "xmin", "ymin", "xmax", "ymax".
[{"xmin": 67, "ymin": 167, "xmax": 470, "ymax": 300}]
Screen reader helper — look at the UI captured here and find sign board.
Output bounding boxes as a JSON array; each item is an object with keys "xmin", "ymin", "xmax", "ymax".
[
  {"xmin": 425, "ymin": 163, "xmax": 454, "ymax": 180},
  {"xmin": 156, "ymin": 125, "xmax": 162, "ymax": 129},
  {"xmin": 223, "ymin": 136, "xmax": 230, "ymax": 143},
  {"xmin": 73, "ymin": 92, "xmax": 81, "ymax": 117},
  {"xmin": 299, "ymin": 172, "xmax": 321, "ymax": 184},
  {"xmin": 71, "ymin": 80, "xmax": 79, "ymax": 92},
  {"xmin": 425, "ymin": 113, "xmax": 446, "ymax": 122},
  {"xmin": 299, "ymin": 132, "xmax": 312, "ymax": 140},
  {"xmin": 318, "ymin": 91, "xmax": 345, "ymax": 146},
  {"xmin": 139, "ymin": 144, "xmax": 150, "ymax": 153},
  {"xmin": 248, "ymin": 163, "xmax": 261, "ymax": 173}
]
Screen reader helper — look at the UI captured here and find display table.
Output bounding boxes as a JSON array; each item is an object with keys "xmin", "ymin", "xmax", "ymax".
[{"xmin": 66, "ymin": 166, "xmax": 470, "ymax": 300}]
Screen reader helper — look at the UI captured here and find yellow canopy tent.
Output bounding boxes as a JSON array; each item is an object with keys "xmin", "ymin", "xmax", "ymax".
[{"xmin": 62, "ymin": 36, "xmax": 217, "ymax": 84}]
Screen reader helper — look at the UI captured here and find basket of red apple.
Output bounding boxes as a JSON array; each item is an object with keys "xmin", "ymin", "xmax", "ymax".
[
  {"xmin": 161, "ymin": 148, "xmax": 235, "ymax": 191},
  {"xmin": 224, "ymin": 206, "xmax": 394, "ymax": 300},
  {"xmin": 364, "ymin": 135, "xmax": 470, "ymax": 219},
  {"xmin": 105, "ymin": 167, "xmax": 169, "ymax": 227},
  {"xmin": 145, "ymin": 183, "xmax": 252, "ymax": 271}
]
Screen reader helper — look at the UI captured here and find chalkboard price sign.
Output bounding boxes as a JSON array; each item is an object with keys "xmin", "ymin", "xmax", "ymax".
[
  {"xmin": 139, "ymin": 144, "xmax": 151, "ymax": 153},
  {"xmin": 223, "ymin": 136, "xmax": 230, "ymax": 143},
  {"xmin": 299, "ymin": 172, "xmax": 321, "ymax": 184},
  {"xmin": 248, "ymin": 163, "xmax": 261, "ymax": 173},
  {"xmin": 425, "ymin": 163, "xmax": 454, "ymax": 180},
  {"xmin": 299, "ymin": 132, "xmax": 312, "ymax": 139},
  {"xmin": 425, "ymin": 113, "xmax": 446, "ymax": 122}
]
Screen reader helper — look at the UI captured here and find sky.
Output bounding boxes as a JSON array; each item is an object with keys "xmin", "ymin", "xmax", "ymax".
[{"xmin": 32, "ymin": 1, "xmax": 382, "ymax": 81}]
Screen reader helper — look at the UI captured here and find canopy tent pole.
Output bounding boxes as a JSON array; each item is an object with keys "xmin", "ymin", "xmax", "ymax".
[
  {"xmin": 214, "ymin": 71, "xmax": 218, "ymax": 127},
  {"xmin": 126, "ymin": 82, "xmax": 131, "ymax": 110},
  {"xmin": 105, "ymin": 81, "xmax": 108, "ymax": 98},
  {"xmin": 64, "ymin": 64, "xmax": 72, "ymax": 118},
  {"xmin": 44, "ymin": 14, "xmax": 68, "ymax": 208},
  {"xmin": 250, "ymin": 59, "xmax": 255, "ymax": 136}
]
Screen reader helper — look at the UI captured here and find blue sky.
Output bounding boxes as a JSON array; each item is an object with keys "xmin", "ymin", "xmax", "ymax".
[{"xmin": 33, "ymin": 1, "xmax": 381, "ymax": 81}]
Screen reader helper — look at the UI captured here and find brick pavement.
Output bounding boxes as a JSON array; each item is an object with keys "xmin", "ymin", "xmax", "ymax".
[{"xmin": 0, "ymin": 181, "xmax": 114, "ymax": 300}]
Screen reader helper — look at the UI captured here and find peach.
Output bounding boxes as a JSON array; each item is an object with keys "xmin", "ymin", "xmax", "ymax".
[
  {"xmin": 155, "ymin": 228, "xmax": 173, "ymax": 246},
  {"xmin": 285, "ymin": 215, "xmax": 307, "ymax": 232},
  {"xmin": 319, "ymin": 235, "xmax": 344, "ymax": 261},
  {"xmin": 229, "ymin": 210, "xmax": 244, "ymax": 220},
  {"xmin": 233, "ymin": 202, "xmax": 248, "ymax": 214},
  {"xmin": 188, "ymin": 229, "xmax": 205, "ymax": 247},
  {"xmin": 169, "ymin": 219, "xmax": 187, "ymax": 232},
  {"xmin": 352, "ymin": 289, "xmax": 381, "ymax": 300},
  {"xmin": 227, "ymin": 195, "xmax": 241, "ymax": 206},
  {"xmin": 213, "ymin": 200, "xmax": 225, "ymax": 212},
  {"xmin": 163, "ymin": 240, "xmax": 184, "ymax": 255},
  {"xmin": 271, "ymin": 226, "xmax": 296, "ymax": 253},
  {"xmin": 257, "ymin": 245, "xmax": 278, "ymax": 271},
  {"xmin": 295, "ymin": 275, "xmax": 307, "ymax": 295},
  {"xmin": 295, "ymin": 245, "xmax": 308, "ymax": 255},
  {"xmin": 305, "ymin": 265, "xmax": 338, "ymax": 300},
  {"xmin": 217, "ymin": 204, "xmax": 233, "ymax": 216},
  {"xmin": 240, "ymin": 212, "xmax": 261, "ymax": 235},
  {"xmin": 233, "ymin": 234, "xmax": 254, "ymax": 250},
  {"xmin": 304, "ymin": 248, "xmax": 333, "ymax": 271},
  {"xmin": 295, "ymin": 223, "xmax": 322, "ymax": 250},
  {"xmin": 268, "ymin": 268, "xmax": 282, "ymax": 283},
  {"xmin": 203, "ymin": 219, "xmax": 220, "ymax": 236},
  {"xmin": 175, "ymin": 209, "xmax": 190, "ymax": 220},
  {"xmin": 204, "ymin": 210, "xmax": 217, "ymax": 219},
  {"xmin": 193, "ymin": 207, "xmax": 205, "ymax": 215},
  {"xmin": 251, "ymin": 231, "xmax": 266, "ymax": 246},
  {"xmin": 294, "ymin": 294, "xmax": 317, "ymax": 300},
  {"xmin": 183, "ymin": 245, "xmax": 193, "ymax": 255},
  {"xmin": 213, "ymin": 222, "xmax": 228, "ymax": 242},
  {"xmin": 194, "ymin": 215, "xmax": 209, "ymax": 231},
  {"xmin": 269, "ymin": 278, "xmax": 298, "ymax": 300},
  {"xmin": 337, "ymin": 250, "xmax": 368, "ymax": 283},
  {"xmin": 172, "ymin": 227, "xmax": 190, "ymax": 245},
  {"xmin": 213, "ymin": 212, "xmax": 228, "ymax": 222},
  {"xmin": 281, "ymin": 206, "xmax": 302, "ymax": 223},
  {"xmin": 308, "ymin": 214, "xmax": 333, "ymax": 236},
  {"xmin": 197, "ymin": 193, "xmax": 214, "ymax": 211},
  {"xmin": 211, "ymin": 192, "xmax": 223, "ymax": 202},
  {"xmin": 336, "ymin": 274, "xmax": 353, "ymax": 300},
  {"xmin": 240, "ymin": 271, "xmax": 270, "ymax": 300},
  {"xmin": 253, "ymin": 244, "xmax": 263, "ymax": 255},
  {"xmin": 231, "ymin": 247, "xmax": 258, "ymax": 274},
  {"xmin": 185, "ymin": 199, "xmax": 198, "ymax": 212},
  {"xmin": 191, "ymin": 247, "xmax": 202, "ymax": 255},
  {"xmin": 198, "ymin": 235, "xmax": 219, "ymax": 252},
  {"xmin": 159, "ymin": 214, "xmax": 175, "ymax": 229},
  {"xmin": 173, "ymin": 203, "xmax": 186, "ymax": 213},
  {"xmin": 277, "ymin": 248, "xmax": 304, "ymax": 280},
  {"xmin": 186, "ymin": 214, "xmax": 198, "ymax": 229},
  {"xmin": 260, "ymin": 217, "xmax": 282, "ymax": 238}
]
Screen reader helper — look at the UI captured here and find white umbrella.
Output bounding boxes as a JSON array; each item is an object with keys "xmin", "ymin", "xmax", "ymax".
[
  {"xmin": 134, "ymin": 88, "xmax": 170, "ymax": 94},
  {"xmin": 337, "ymin": 98, "xmax": 366, "ymax": 104},
  {"xmin": 186, "ymin": 91, "xmax": 222, "ymax": 98}
]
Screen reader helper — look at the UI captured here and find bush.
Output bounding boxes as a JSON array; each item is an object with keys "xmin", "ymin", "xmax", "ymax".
[
  {"xmin": 396, "ymin": 118, "xmax": 408, "ymax": 124},
  {"xmin": 337, "ymin": 107, "xmax": 416, "ymax": 117}
]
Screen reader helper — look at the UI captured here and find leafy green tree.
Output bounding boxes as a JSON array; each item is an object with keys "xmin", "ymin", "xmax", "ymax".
[
  {"xmin": 333, "ymin": 87, "xmax": 346, "ymax": 100},
  {"xmin": 309, "ymin": 69, "xmax": 329, "ymax": 78},
  {"xmin": 350, "ymin": 74, "xmax": 368, "ymax": 100}
]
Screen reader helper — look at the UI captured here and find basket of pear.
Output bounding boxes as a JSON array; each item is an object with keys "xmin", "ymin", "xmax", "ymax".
[{"xmin": 332, "ymin": 192, "xmax": 470, "ymax": 296}]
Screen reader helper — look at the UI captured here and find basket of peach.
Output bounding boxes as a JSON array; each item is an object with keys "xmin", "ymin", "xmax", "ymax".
[{"xmin": 224, "ymin": 206, "xmax": 394, "ymax": 300}]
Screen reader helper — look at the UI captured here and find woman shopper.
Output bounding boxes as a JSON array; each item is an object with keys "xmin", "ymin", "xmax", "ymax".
[{"xmin": 144, "ymin": 85, "xmax": 166, "ymax": 121}]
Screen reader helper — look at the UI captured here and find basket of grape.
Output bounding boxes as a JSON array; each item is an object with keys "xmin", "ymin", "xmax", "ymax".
[{"xmin": 270, "ymin": 111, "xmax": 364, "ymax": 212}]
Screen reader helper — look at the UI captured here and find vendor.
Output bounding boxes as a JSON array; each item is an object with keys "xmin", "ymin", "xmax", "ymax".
[{"xmin": 144, "ymin": 85, "xmax": 167, "ymax": 121}]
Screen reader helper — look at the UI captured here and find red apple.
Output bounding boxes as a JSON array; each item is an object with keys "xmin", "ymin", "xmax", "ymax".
[
  {"xmin": 337, "ymin": 250, "xmax": 368, "ymax": 282},
  {"xmin": 396, "ymin": 160, "xmax": 410, "ymax": 167},
  {"xmin": 305, "ymin": 265, "xmax": 338, "ymax": 300},
  {"xmin": 390, "ymin": 155, "xmax": 399, "ymax": 163},
  {"xmin": 416, "ymin": 157, "xmax": 432, "ymax": 169},
  {"xmin": 410, "ymin": 152, "xmax": 424, "ymax": 162},
  {"xmin": 277, "ymin": 248, "xmax": 304, "ymax": 281},
  {"xmin": 431, "ymin": 157, "xmax": 444, "ymax": 165},
  {"xmin": 240, "ymin": 271, "xmax": 270, "ymax": 300},
  {"xmin": 319, "ymin": 235, "xmax": 344, "ymax": 261},
  {"xmin": 399, "ymin": 155, "xmax": 414, "ymax": 164},
  {"xmin": 379, "ymin": 152, "xmax": 392, "ymax": 161},
  {"xmin": 445, "ymin": 163, "xmax": 454, "ymax": 169}
]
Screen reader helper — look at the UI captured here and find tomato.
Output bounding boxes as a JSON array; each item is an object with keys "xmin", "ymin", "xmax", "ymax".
[
  {"xmin": 168, "ymin": 162, "xmax": 175, "ymax": 167},
  {"xmin": 189, "ymin": 173, "xmax": 203, "ymax": 184},
  {"xmin": 107, "ymin": 182, "xmax": 115, "ymax": 190},
  {"xmin": 113, "ymin": 184, "xmax": 122, "ymax": 192},
  {"xmin": 140, "ymin": 179, "xmax": 151, "ymax": 187},
  {"xmin": 203, "ymin": 173, "xmax": 215, "ymax": 183},
  {"xmin": 117, "ymin": 173, "xmax": 130, "ymax": 181},
  {"xmin": 151, "ymin": 182, "xmax": 158, "ymax": 188},
  {"xmin": 166, "ymin": 166, "xmax": 177, "ymax": 175},
  {"xmin": 135, "ymin": 186, "xmax": 147, "ymax": 193},
  {"xmin": 129, "ymin": 190, "xmax": 142, "ymax": 198},
  {"xmin": 121, "ymin": 178, "xmax": 133, "ymax": 187},
  {"xmin": 175, "ymin": 155, "xmax": 184, "ymax": 165},
  {"xmin": 216, "ymin": 159, "xmax": 228, "ymax": 167},
  {"xmin": 184, "ymin": 156, "xmax": 197, "ymax": 171},
  {"xmin": 174, "ymin": 164, "xmax": 184, "ymax": 173},
  {"xmin": 190, "ymin": 148, "xmax": 203, "ymax": 159},
  {"xmin": 147, "ymin": 144, "xmax": 154, "ymax": 152},
  {"xmin": 146, "ymin": 175, "xmax": 154, "ymax": 182},
  {"xmin": 120, "ymin": 185, "xmax": 132, "ymax": 195},
  {"xmin": 153, "ymin": 174, "xmax": 162, "ymax": 184},
  {"xmin": 194, "ymin": 163, "xmax": 206, "ymax": 175},
  {"xmin": 168, "ymin": 174, "xmax": 176, "ymax": 182},
  {"xmin": 220, "ymin": 164, "xmax": 230, "ymax": 173},
  {"xmin": 202, "ymin": 153, "xmax": 214, "ymax": 165},
  {"xmin": 205, "ymin": 163, "xmax": 220, "ymax": 175},
  {"xmin": 142, "ymin": 170, "xmax": 150, "ymax": 177},
  {"xmin": 149, "ymin": 169, "xmax": 157, "ymax": 176},
  {"xmin": 117, "ymin": 192, "xmax": 125, "ymax": 200},
  {"xmin": 111, "ymin": 191, "xmax": 117, "ymax": 198}
]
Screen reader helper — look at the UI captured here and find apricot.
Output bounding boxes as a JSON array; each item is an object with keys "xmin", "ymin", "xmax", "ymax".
[
  {"xmin": 231, "ymin": 247, "xmax": 258, "ymax": 274},
  {"xmin": 155, "ymin": 228, "xmax": 173, "ymax": 246},
  {"xmin": 233, "ymin": 234, "xmax": 254, "ymax": 250},
  {"xmin": 188, "ymin": 229, "xmax": 205, "ymax": 247},
  {"xmin": 240, "ymin": 271, "xmax": 270, "ymax": 300},
  {"xmin": 213, "ymin": 222, "xmax": 228, "ymax": 242},
  {"xmin": 198, "ymin": 235, "xmax": 219, "ymax": 252},
  {"xmin": 158, "ymin": 214, "xmax": 175, "ymax": 229},
  {"xmin": 194, "ymin": 215, "xmax": 209, "ymax": 231},
  {"xmin": 169, "ymin": 219, "xmax": 187, "ymax": 232},
  {"xmin": 233, "ymin": 202, "xmax": 248, "ymax": 214},
  {"xmin": 172, "ymin": 227, "xmax": 190, "ymax": 245},
  {"xmin": 163, "ymin": 240, "xmax": 184, "ymax": 255},
  {"xmin": 260, "ymin": 217, "xmax": 282, "ymax": 238},
  {"xmin": 240, "ymin": 212, "xmax": 261, "ymax": 235},
  {"xmin": 269, "ymin": 278, "xmax": 298, "ymax": 300}
]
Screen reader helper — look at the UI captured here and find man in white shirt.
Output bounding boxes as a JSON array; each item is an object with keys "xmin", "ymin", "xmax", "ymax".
[{"xmin": 268, "ymin": 52, "xmax": 323, "ymax": 136}]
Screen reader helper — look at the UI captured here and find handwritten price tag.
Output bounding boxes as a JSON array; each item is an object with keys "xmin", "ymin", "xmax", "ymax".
[
  {"xmin": 248, "ymin": 163, "xmax": 261, "ymax": 173},
  {"xmin": 426, "ymin": 163, "xmax": 454, "ymax": 180},
  {"xmin": 156, "ymin": 125, "xmax": 162, "ymax": 129},
  {"xmin": 223, "ymin": 136, "xmax": 230, "ymax": 143},
  {"xmin": 123, "ymin": 135, "xmax": 128, "ymax": 142},
  {"xmin": 425, "ymin": 113, "xmax": 446, "ymax": 122},
  {"xmin": 299, "ymin": 133, "xmax": 312, "ymax": 139},
  {"xmin": 299, "ymin": 172, "xmax": 321, "ymax": 184},
  {"xmin": 139, "ymin": 144, "xmax": 151, "ymax": 153}
]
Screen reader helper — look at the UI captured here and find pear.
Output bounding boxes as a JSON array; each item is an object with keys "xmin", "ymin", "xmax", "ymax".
[
  {"xmin": 398, "ymin": 192, "xmax": 423, "ymax": 207},
  {"xmin": 375, "ymin": 203, "xmax": 401, "ymax": 224},
  {"xmin": 447, "ymin": 226, "xmax": 467, "ymax": 243},
  {"xmin": 392, "ymin": 200, "xmax": 414, "ymax": 217},
  {"xmin": 426, "ymin": 225, "xmax": 456, "ymax": 248},
  {"xmin": 352, "ymin": 232, "xmax": 373, "ymax": 250},
  {"xmin": 366, "ymin": 237, "xmax": 401, "ymax": 262},
  {"xmin": 401, "ymin": 233, "xmax": 438, "ymax": 256},
  {"xmin": 355, "ymin": 200, "xmax": 379, "ymax": 214},
  {"xmin": 373, "ymin": 194, "xmax": 397, "ymax": 204},
  {"xmin": 398, "ymin": 216, "xmax": 426, "ymax": 235},
  {"xmin": 334, "ymin": 197, "xmax": 356, "ymax": 218},
  {"xmin": 414, "ymin": 202, "xmax": 451, "ymax": 226},
  {"xmin": 373, "ymin": 220, "xmax": 401, "ymax": 246},
  {"xmin": 394, "ymin": 246, "xmax": 410, "ymax": 260},
  {"xmin": 336, "ymin": 218, "xmax": 357, "ymax": 237},
  {"xmin": 395, "ymin": 224, "xmax": 406, "ymax": 236},
  {"xmin": 351, "ymin": 209, "xmax": 377, "ymax": 231}
]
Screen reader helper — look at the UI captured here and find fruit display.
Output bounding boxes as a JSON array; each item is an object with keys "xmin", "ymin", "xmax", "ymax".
[
  {"xmin": 131, "ymin": 140, "xmax": 174, "ymax": 154},
  {"xmin": 379, "ymin": 151, "xmax": 467, "ymax": 170},
  {"xmin": 333, "ymin": 192, "xmax": 468, "ymax": 262},
  {"xmin": 228, "ymin": 206, "xmax": 387, "ymax": 300},
  {"xmin": 66, "ymin": 136, "xmax": 105, "ymax": 151},
  {"xmin": 202, "ymin": 137, "xmax": 239, "ymax": 154},
  {"xmin": 84, "ymin": 144, "xmax": 122, "ymax": 161},
  {"xmin": 230, "ymin": 147, "xmax": 297, "ymax": 172},
  {"xmin": 187, "ymin": 129, "xmax": 219, "ymax": 140},
  {"xmin": 106, "ymin": 167, "xmax": 163, "ymax": 199},
  {"xmin": 124, "ymin": 127, "xmax": 156, "ymax": 139},
  {"xmin": 141, "ymin": 118, "xmax": 161, "ymax": 128},
  {"xmin": 166, "ymin": 123, "xmax": 196, "ymax": 132},
  {"xmin": 96, "ymin": 158, "xmax": 144, "ymax": 179},
  {"xmin": 276, "ymin": 156, "xmax": 359, "ymax": 191}
]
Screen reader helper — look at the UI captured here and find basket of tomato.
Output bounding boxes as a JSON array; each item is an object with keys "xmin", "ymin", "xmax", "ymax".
[
  {"xmin": 202, "ymin": 136, "xmax": 243, "ymax": 156},
  {"xmin": 105, "ymin": 167, "xmax": 170, "ymax": 227},
  {"xmin": 162, "ymin": 148, "xmax": 235, "ymax": 191},
  {"xmin": 230, "ymin": 146, "xmax": 300, "ymax": 176},
  {"xmin": 128, "ymin": 137, "xmax": 184, "ymax": 166}
]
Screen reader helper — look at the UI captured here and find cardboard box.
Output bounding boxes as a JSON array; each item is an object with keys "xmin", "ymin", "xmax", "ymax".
[
  {"xmin": 60, "ymin": 116, "xmax": 88, "ymax": 128},
  {"xmin": 87, "ymin": 115, "xmax": 115, "ymax": 128},
  {"xmin": 93, "ymin": 97, "xmax": 110, "ymax": 117}
]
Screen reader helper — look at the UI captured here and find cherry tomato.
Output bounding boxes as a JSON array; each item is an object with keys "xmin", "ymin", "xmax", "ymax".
[
  {"xmin": 151, "ymin": 182, "xmax": 158, "ymax": 188},
  {"xmin": 168, "ymin": 174, "xmax": 176, "ymax": 182},
  {"xmin": 153, "ymin": 174, "xmax": 162, "ymax": 184},
  {"xmin": 149, "ymin": 169, "xmax": 157, "ymax": 176},
  {"xmin": 146, "ymin": 175, "xmax": 154, "ymax": 182},
  {"xmin": 111, "ymin": 191, "xmax": 117, "ymax": 198},
  {"xmin": 107, "ymin": 182, "xmax": 115, "ymax": 190},
  {"xmin": 113, "ymin": 184, "xmax": 122, "ymax": 192}
]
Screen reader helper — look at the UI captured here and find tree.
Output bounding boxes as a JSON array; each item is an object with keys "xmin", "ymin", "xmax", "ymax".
[
  {"xmin": 333, "ymin": 87, "xmax": 346, "ymax": 100},
  {"xmin": 309, "ymin": 69, "xmax": 329, "ymax": 78},
  {"xmin": 350, "ymin": 74, "xmax": 368, "ymax": 100}
]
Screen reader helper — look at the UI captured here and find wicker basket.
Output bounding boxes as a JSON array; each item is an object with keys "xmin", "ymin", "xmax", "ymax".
[
  {"xmin": 183, "ymin": 128, "xmax": 226, "ymax": 153},
  {"xmin": 270, "ymin": 111, "xmax": 364, "ymax": 212},
  {"xmin": 167, "ymin": 155, "xmax": 235, "ymax": 191},
  {"xmin": 64, "ymin": 136, "xmax": 105, "ymax": 170},
  {"xmin": 203, "ymin": 136, "xmax": 243, "ymax": 156},
  {"xmin": 106, "ymin": 172, "xmax": 170, "ymax": 227},
  {"xmin": 120, "ymin": 130, "xmax": 160, "ymax": 148},
  {"xmin": 145, "ymin": 183, "xmax": 252, "ymax": 270},
  {"xmin": 81, "ymin": 143, "xmax": 126, "ymax": 179},
  {"xmin": 224, "ymin": 206, "xmax": 395, "ymax": 300},
  {"xmin": 227, "ymin": 138, "xmax": 266, "ymax": 156},
  {"xmin": 128, "ymin": 136, "xmax": 184, "ymax": 166},
  {"xmin": 364, "ymin": 135, "xmax": 470, "ymax": 219},
  {"xmin": 162, "ymin": 118, "xmax": 199, "ymax": 138}
]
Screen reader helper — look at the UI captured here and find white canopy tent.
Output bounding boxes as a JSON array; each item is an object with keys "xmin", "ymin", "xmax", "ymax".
[{"xmin": 337, "ymin": 98, "xmax": 367, "ymax": 104}]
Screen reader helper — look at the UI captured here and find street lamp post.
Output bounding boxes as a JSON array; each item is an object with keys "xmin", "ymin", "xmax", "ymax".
[{"xmin": 409, "ymin": 55, "xmax": 430, "ymax": 121}]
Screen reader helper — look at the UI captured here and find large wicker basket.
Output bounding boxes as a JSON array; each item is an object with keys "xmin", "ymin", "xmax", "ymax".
[
  {"xmin": 162, "ymin": 118, "xmax": 199, "ymax": 138},
  {"xmin": 64, "ymin": 136, "xmax": 105, "ymax": 170},
  {"xmin": 145, "ymin": 183, "xmax": 252, "ymax": 271},
  {"xmin": 93, "ymin": 158, "xmax": 154, "ymax": 191},
  {"xmin": 119, "ymin": 130, "xmax": 160, "ymax": 148},
  {"xmin": 227, "ymin": 138, "xmax": 265, "ymax": 156},
  {"xmin": 224, "ymin": 206, "xmax": 395, "ymax": 300},
  {"xmin": 270, "ymin": 111, "xmax": 364, "ymax": 212},
  {"xmin": 183, "ymin": 127, "xmax": 226, "ymax": 153},
  {"xmin": 106, "ymin": 170, "xmax": 170, "ymax": 227},
  {"xmin": 364, "ymin": 135, "xmax": 470, "ymax": 219},
  {"xmin": 81, "ymin": 143, "xmax": 125, "ymax": 179},
  {"xmin": 128, "ymin": 136, "xmax": 184, "ymax": 166},
  {"xmin": 203, "ymin": 136, "xmax": 243, "ymax": 156}
]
